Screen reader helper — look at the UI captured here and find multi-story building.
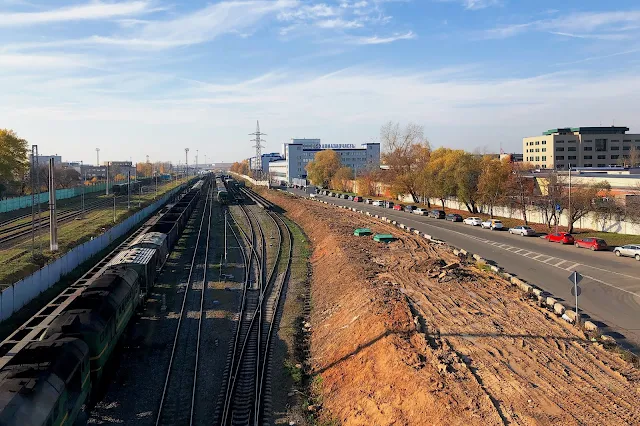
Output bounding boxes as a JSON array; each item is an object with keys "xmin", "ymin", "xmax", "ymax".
[
  {"xmin": 250, "ymin": 153, "xmax": 283, "ymax": 173},
  {"xmin": 268, "ymin": 138, "xmax": 381, "ymax": 184},
  {"xmin": 28, "ymin": 154, "xmax": 62, "ymax": 167},
  {"xmin": 523, "ymin": 126, "xmax": 640, "ymax": 170}
]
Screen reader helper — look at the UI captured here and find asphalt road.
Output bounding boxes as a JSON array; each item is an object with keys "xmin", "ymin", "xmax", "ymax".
[{"xmin": 288, "ymin": 189, "xmax": 640, "ymax": 352}]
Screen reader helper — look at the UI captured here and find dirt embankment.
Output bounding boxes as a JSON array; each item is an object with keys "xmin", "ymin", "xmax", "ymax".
[{"xmin": 262, "ymin": 190, "xmax": 640, "ymax": 426}]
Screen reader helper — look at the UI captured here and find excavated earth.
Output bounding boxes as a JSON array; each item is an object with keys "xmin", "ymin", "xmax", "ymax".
[{"xmin": 262, "ymin": 190, "xmax": 640, "ymax": 426}]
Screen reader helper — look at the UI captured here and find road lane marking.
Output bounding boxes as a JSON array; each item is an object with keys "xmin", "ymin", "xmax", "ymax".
[
  {"xmin": 564, "ymin": 262, "xmax": 580, "ymax": 271},
  {"xmin": 541, "ymin": 256, "xmax": 556, "ymax": 263},
  {"xmin": 554, "ymin": 260, "xmax": 567, "ymax": 267},
  {"xmin": 513, "ymin": 248, "xmax": 525, "ymax": 254},
  {"xmin": 532, "ymin": 254, "xmax": 545, "ymax": 260}
]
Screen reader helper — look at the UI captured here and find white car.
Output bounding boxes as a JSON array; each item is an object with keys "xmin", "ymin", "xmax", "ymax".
[
  {"xmin": 372, "ymin": 200, "xmax": 384, "ymax": 206},
  {"xmin": 509, "ymin": 225, "xmax": 536, "ymax": 236},
  {"xmin": 481, "ymin": 219, "xmax": 504, "ymax": 230},
  {"xmin": 613, "ymin": 244, "xmax": 640, "ymax": 261},
  {"xmin": 413, "ymin": 208, "xmax": 428, "ymax": 215},
  {"xmin": 463, "ymin": 217, "xmax": 482, "ymax": 226}
]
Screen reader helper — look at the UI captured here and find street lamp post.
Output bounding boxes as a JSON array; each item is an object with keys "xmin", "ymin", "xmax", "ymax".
[
  {"xmin": 568, "ymin": 166, "xmax": 572, "ymax": 232},
  {"xmin": 185, "ymin": 148, "xmax": 189, "ymax": 178},
  {"xmin": 81, "ymin": 160, "xmax": 85, "ymax": 218}
]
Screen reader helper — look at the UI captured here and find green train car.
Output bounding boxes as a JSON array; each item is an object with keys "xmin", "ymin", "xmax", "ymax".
[
  {"xmin": 44, "ymin": 269, "xmax": 141, "ymax": 383},
  {"xmin": 0, "ymin": 338, "xmax": 90, "ymax": 426}
]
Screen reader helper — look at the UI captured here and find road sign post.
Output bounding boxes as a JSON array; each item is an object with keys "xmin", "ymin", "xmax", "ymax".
[
  {"xmin": 568, "ymin": 271, "xmax": 583, "ymax": 325},
  {"xmin": 555, "ymin": 203, "xmax": 561, "ymax": 234}
]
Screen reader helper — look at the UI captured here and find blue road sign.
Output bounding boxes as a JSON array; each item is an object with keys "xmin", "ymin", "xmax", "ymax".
[{"xmin": 556, "ymin": 204, "xmax": 562, "ymax": 211}]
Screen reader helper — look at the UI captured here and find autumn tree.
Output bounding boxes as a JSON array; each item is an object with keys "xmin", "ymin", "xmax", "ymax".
[
  {"xmin": 0, "ymin": 129, "xmax": 29, "ymax": 198},
  {"xmin": 137, "ymin": 162, "xmax": 152, "ymax": 177},
  {"xmin": 477, "ymin": 156, "xmax": 511, "ymax": 217},
  {"xmin": 424, "ymin": 148, "xmax": 463, "ymax": 210},
  {"xmin": 566, "ymin": 181, "xmax": 609, "ymax": 233},
  {"xmin": 534, "ymin": 172, "xmax": 566, "ymax": 230},
  {"xmin": 330, "ymin": 166, "xmax": 354, "ymax": 192},
  {"xmin": 114, "ymin": 173, "xmax": 126, "ymax": 182},
  {"xmin": 356, "ymin": 167, "xmax": 382, "ymax": 197},
  {"xmin": 453, "ymin": 152, "xmax": 482, "ymax": 213},
  {"xmin": 506, "ymin": 162, "xmax": 536, "ymax": 224},
  {"xmin": 380, "ymin": 122, "xmax": 430, "ymax": 203},
  {"xmin": 306, "ymin": 150, "xmax": 341, "ymax": 187}
]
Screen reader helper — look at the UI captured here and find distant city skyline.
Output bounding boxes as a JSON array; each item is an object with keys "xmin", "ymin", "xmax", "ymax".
[{"xmin": 1, "ymin": 0, "xmax": 639, "ymax": 163}]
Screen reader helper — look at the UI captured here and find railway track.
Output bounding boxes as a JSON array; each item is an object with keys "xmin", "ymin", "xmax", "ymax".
[
  {"xmin": 155, "ymin": 182, "xmax": 213, "ymax": 426},
  {"xmin": 0, "ymin": 184, "xmax": 172, "ymax": 247},
  {"xmin": 218, "ymin": 186, "xmax": 293, "ymax": 425}
]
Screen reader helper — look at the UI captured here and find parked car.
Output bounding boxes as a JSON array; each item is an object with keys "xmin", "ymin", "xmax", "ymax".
[
  {"xmin": 481, "ymin": 219, "xmax": 504, "ymax": 230},
  {"xmin": 404, "ymin": 205, "xmax": 416, "ymax": 212},
  {"xmin": 365, "ymin": 198, "xmax": 373, "ymax": 204},
  {"xmin": 544, "ymin": 232, "xmax": 575, "ymax": 244},
  {"xmin": 372, "ymin": 200, "xmax": 384, "ymax": 206},
  {"xmin": 329, "ymin": 192, "xmax": 336, "ymax": 197},
  {"xmin": 574, "ymin": 237, "xmax": 608, "ymax": 251},
  {"xmin": 413, "ymin": 208, "xmax": 428, "ymax": 216},
  {"xmin": 445, "ymin": 213, "xmax": 463, "ymax": 222},
  {"xmin": 384, "ymin": 201, "xmax": 395, "ymax": 208},
  {"xmin": 342, "ymin": 194, "xmax": 350, "ymax": 199},
  {"xmin": 429, "ymin": 210, "xmax": 446, "ymax": 219},
  {"xmin": 463, "ymin": 216, "xmax": 482, "ymax": 226},
  {"xmin": 347, "ymin": 195, "xmax": 354, "ymax": 200},
  {"xmin": 393, "ymin": 204, "xmax": 404, "ymax": 211},
  {"xmin": 509, "ymin": 225, "xmax": 536, "ymax": 236},
  {"xmin": 613, "ymin": 244, "xmax": 640, "ymax": 260},
  {"xmin": 353, "ymin": 196, "xmax": 363, "ymax": 202}
]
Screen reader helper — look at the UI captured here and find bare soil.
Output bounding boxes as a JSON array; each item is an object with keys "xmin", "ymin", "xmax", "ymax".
[{"xmin": 262, "ymin": 190, "xmax": 640, "ymax": 426}]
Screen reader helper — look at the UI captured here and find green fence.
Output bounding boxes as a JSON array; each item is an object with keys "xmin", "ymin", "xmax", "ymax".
[{"xmin": 0, "ymin": 183, "xmax": 107, "ymax": 213}]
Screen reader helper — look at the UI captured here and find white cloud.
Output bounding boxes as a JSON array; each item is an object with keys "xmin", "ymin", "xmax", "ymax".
[
  {"xmin": 350, "ymin": 30, "xmax": 415, "ymax": 44},
  {"xmin": 485, "ymin": 10, "xmax": 640, "ymax": 39},
  {"xmin": 0, "ymin": 1, "xmax": 155, "ymax": 27}
]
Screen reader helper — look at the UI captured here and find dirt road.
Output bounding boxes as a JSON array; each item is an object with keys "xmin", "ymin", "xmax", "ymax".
[{"xmin": 264, "ymin": 190, "xmax": 640, "ymax": 426}]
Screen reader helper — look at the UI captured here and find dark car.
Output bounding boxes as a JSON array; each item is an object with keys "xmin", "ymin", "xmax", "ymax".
[
  {"xmin": 429, "ymin": 210, "xmax": 446, "ymax": 219},
  {"xmin": 384, "ymin": 201, "xmax": 395, "ymax": 208},
  {"xmin": 404, "ymin": 205, "xmax": 416, "ymax": 212},
  {"xmin": 445, "ymin": 213, "xmax": 463, "ymax": 222}
]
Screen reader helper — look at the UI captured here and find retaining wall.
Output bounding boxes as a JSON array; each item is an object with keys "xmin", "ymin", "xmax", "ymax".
[{"xmin": 0, "ymin": 183, "xmax": 186, "ymax": 322}]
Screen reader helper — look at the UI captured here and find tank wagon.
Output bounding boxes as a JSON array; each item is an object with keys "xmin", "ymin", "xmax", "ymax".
[
  {"xmin": 216, "ymin": 177, "xmax": 229, "ymax": 204},
  {"xmin": 0, "ymin": 177, "xmax": 209, "ymax": 425}
]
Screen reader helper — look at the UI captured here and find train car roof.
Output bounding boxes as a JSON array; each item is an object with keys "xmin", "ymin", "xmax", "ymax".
[
  {"xmin": 108, "ymin": 248, "xmax": 156, "ymax": 268},
  {"xmin": 128, "ymin": 232, "xmax": 167, "ymax": 248},
  {"xmin": 46, "ymin": 270, "xmax": 138, "ymax": 335},
  {"xmin": 0, "ymin": 338, "xmax": 88, "ymax": 426}
]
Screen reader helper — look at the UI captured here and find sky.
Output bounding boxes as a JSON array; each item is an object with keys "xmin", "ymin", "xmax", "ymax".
[{"xmin": 1, "ymin": 0, "xmax": 640, "ymax": 165}]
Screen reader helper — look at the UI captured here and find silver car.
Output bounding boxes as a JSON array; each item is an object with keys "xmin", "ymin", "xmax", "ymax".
[
  {"xmin": 613, "ymin": 244, "xmax": 640, "ymax": 261},
  {"xmin": 509, "ymin": 225, "xmax": 536, "ymax": 236},
  {"xmin": 413, "ymin": 208, "xmax": 428, "ymax": 216}
]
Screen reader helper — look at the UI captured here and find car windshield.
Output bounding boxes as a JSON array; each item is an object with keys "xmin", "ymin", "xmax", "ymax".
[{"xmin": 595, "ymin": 239, "xmax": 606, "ymax": 244}]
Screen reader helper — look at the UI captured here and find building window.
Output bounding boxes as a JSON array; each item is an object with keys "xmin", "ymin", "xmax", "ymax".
[
  {"xmin": 542, "ymin": 141, "xmax": 546, "ymax": 145},
  {"xmin": 556, "ymin": 147, "xmax": 565, "ymax": 152},
  {"xmin": 584, "ymin": 155, "xmax": 592, "ymax": 160},
  {"xmin": 595, "ymin": 139, "xmax": 607, "ymax": 151},
  {"xmin": 611, "ymin": 155, "xmax": 619, "ymax": 159},
  {"xmin": 597, "ymin": 164, "xmax": 606, "ymax": 167},
  {"xmin": 556, "ymin": 156, "xmax": 565, "ymax": 160},
  {"xmin": 611, "ymin": 146, "xmax": 620, "ymax": 151},
  {"xmin": 535, "ymin": 156, "xmax": 540, "ymax": 161},
  {"xmin": 542, "ymin": 148, "xmax": 546, "ymax": 152},
  {"xmin": 568, "ymin": 140, "xmax": 577, "ymax": 143},
  {"xmin": 568, "ymin": 147, "xmax": 576, "ymax": 152},
  {"xmin": 623, "ymin": 155, "xmax": 630, "ymax": 159},
  {"xmin": 624, "ymin": 146, "xmax": 631, "ymax": 151},
  {"xmin": 535, "ymin": 148, "xmax": 539, "ymax": 152},
  {"xmin": 584, "ymin": 163, "xmax": 592, "ymax": 167},
  {"xmin": 568, "ymin": 156, "xmax": 577, "ymax": 160},
  {"xmin": 611, "ymin": 140, "xmax": 620, "ymax": 142},
  {"xmin": 542, "ymin": 156, "xmax": 546, "ymax": 161},
  {"xmin": 570, "ymin": 163, "xmax": 577, "ymax": 168},
  {"xmin": 597, "ymin": 155, "xmax": 606, "ymax": 159},
  {"xmin": 556, "ymin": 140, "xmax": 564, "ymax": 143},
  {"xmin": 535, "ymin": 141, "xmax": 539, "ymax": 145},
  {"xmin": 584, "ymin": 146, "xmax": 593, "ymax": 151},
  {"xmin": 624, "ymin": 140, "xmax": 631, "ymax": 142}
]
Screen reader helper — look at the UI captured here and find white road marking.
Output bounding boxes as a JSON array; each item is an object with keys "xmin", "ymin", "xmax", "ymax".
[
  {"xmin": 532, "ymin": 254, "xmax": 545, "ymax": 260},
  {"xmin": 542, "ymin": 256, "xmax": 556, "ymax": 263},
  {"xmin": 564, "ymin": 262, "xmax": 581, "ymax": 271},
  {"xmin": 554, "ymin": 260, "xmax": 567, "ymax": 267}
]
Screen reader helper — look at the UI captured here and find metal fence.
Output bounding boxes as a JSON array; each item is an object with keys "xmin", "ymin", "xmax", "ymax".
[
  {"xmin": 0, "ymin": 184, "xmax": 185, "ymax": 321},
  {"xmin": 0, "ymin": 183, "xmax": 108, "ymax": 213}
]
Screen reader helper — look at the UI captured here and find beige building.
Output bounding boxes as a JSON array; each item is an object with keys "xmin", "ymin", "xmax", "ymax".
[{"xmin": 523, "ymin": 127, "xmax": 640, "ymax": 170}]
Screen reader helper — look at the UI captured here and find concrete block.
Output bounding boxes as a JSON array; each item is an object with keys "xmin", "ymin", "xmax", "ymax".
[
  {"xmin": 562, "ymin": 310, "xmax": 577, "ymax": 324},
  {"xmin": 532, "ymin": 287, "xmax": 544, "ymax": 297},
  {"xmin": 381, "ymin": 216, "xmax": 386, "ymax": 221},
  {"xmin": 375, "ymin": 214, "xmax": 379, "ymax": 218},
  {"xmin": 475, "ymin": 257, "xmax": 487, "ymax": 264},
  {"xmin": 545, "ymin": 297, "xmax": 557, "ymax": 308},
  {"xmin": 406, "ymin": 227, "xmax": 413, "ymax": 233},
  {"xmin": 473, "ymin": 254, "xmax": 482, "ymax": 261},
  {"xmin": 510, "ymin": 276, "xmax": 524, "ymax": 287},
  {"xmin": 519, "ymin": 283, "xmax": 532, "ymax": 294},
  {"xmin": 584, "ymin": 321, "xmax": 599, "ymax": 332},
  {"xmin": 536, "ymin": 295, "xmax": 546, "ymax": 305},
  {"xmin": 453, "ymin": 249, "xmax": 460, "ymax": 256},
  {"xmin": 501, "ymin": 272, "xmax": 513, "ymax": 280},
  {"xmin": 391, "ymin": 220, "xmax": 397, "ymax": 225},
  {"xmin": 553, "ymin": 303, "xmax": 565, "ymax": 316},
  {"xmin": 366, "ymin": 212, "xmax": 371, "ymax": 216},
  {"xmin": 399, "ymin": 224, "xmax": 405, "ymax": 229},
  {"xmin": 423, "ymin": 234, "xmax": 432, "ymax": 240},
  {"xmin": 460, "ymin": 249, "xmax": 468, "ymax": 256},
  {"xmin": 490, "ymin": 265, "xmax": 501, "ymax": 273},
  {"xmin": 413, "ymin": 229, "xmax": 420, "ymax": 235}
]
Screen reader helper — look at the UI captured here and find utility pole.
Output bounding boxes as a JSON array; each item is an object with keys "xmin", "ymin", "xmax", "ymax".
[
  {"xmin": 106, "ymin": 161, "xmax": 110, "ymax": 195},
  {"xmin": 250, "ymin": 121, "xmax": 266, "ymax": 179},
  {"xmin": 568, "ymin": 167, "xmax": 572, "ymax": 232},
  {"xmin": 127, "ymin": 170, "xmax": 131, "ymax": 209},
  {"xmin": 185, "ymin": 148, "xmax": 189, "ymax": 179},
  {"xmin": 196, "ymin": 149, "xmax": 199, "ymax": 176},
  {"xmin": 81, "ymin": 160, "xmax": 85, "ymax": 218},
  {"xmin": 154, "ymin": 163, "xmax": 158, "ymax": 199},
  {"xmin": 113, "ymin": 193, "xmax": 116, "ymax": 223},
  {"xmin": 224, "ymin": 210, "xmax": 228, "ymax": 264},
  {"xmin": 96, "ymin": 148, "xmax": 100, "ymax": 168},
  {"xmin": 30, "ymin": 145, "xmax": 41, "ymax": 256},
  {"xmin": 49, "ymin": 158, "xmax": 58, "ymax": 251}
]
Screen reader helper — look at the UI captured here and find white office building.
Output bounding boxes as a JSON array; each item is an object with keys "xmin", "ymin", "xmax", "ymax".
[
  {"xmin": 268, "ymin": 138, "xmax": 380, "ymax": 184},
  {"xmin": 250, "ymin": 152, "xmax": 283, "ymax": 173}
]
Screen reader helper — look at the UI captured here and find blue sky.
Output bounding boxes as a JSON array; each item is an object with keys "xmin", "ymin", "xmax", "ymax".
[{"xmin": 1, "ymin": 0, "xmax": 640, "ymax": 165}]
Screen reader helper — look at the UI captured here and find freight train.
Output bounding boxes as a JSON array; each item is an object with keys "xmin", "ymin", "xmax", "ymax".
[
  {"xmin": 216, "ymin": 176, "xmax": 229, "ymax": 204},
  {"xmin": 0, "ymin": 178, "xmax": 208, "ymax": 426}
]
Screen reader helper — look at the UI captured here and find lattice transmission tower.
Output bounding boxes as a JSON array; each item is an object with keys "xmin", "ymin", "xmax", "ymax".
[{"xmin": 249, "ymin": 121, "xmax": 266, "ymax": 179}]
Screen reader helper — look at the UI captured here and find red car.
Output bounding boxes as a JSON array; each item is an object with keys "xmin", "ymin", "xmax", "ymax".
[
  {"xmin": 393, "ymin": 204, "xmax": 404, "ymax": 211},
  {"xmin": 574, "ymin": 237, "xmax": 608, "ymax": 251},
  {"xmin": 353, "ymin": 196, "xmax": 363, "ymax": 202},
  {"xmin": 545, "ymin": 232, "xmax": 575, "ymax": 244}
]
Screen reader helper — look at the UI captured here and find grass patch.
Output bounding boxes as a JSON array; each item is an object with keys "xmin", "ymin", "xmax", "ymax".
[{"xmin": 284, "ymin": 359, "xmax": 303, "ymax": 385}]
